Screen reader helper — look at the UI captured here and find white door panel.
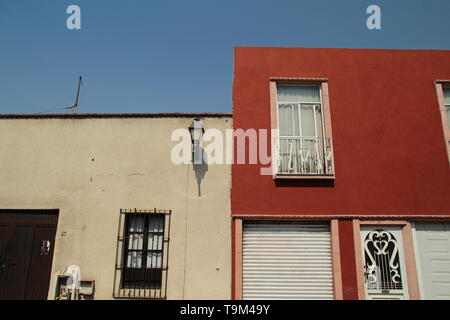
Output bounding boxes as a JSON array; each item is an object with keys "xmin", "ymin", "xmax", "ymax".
[{"xmin": 414, "ymin": 223, "xmax": 450, "ymax": 300}]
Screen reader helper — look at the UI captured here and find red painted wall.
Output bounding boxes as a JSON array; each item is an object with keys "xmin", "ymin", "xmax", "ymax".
[
  {"xmin": 232, "ymin": 47, "xmax": 450, "ymax": 216},
  {"xmin": 338, "ymin": 220, "xmax": 359, "ymax": 300}
]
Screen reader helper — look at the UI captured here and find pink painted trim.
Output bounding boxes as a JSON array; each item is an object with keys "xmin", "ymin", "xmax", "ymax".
[
  {"xmin": 269, "ymin": 81, "xmax": 278, "ymax": 131},
  {"xmin": 321, "ymin": 82, "xmax": 334, "ymax": 145},
  {"xmin": 358, "ymin": 220, "xmax": 409, "ymax": 225},
  {"xmin": 402, "ymin": 223, "xmax": 421, "ymax": 300},
  {"xmin": 269, "ymin": 81, "xmax": 278, "ymax": 178},
  {"xmin": 355, "ymin": 220, "xmax": 421, "ymax": 300},
  {"xmin": 352, "ymin": 220, "xmax": 365, "ymax": 300},
  {"xmin": 269, "ymin": 77, "xmax": 328, "ymax": 83},
  {"xmin": 321, "ymin": 81, "xmax": 336, "ymax": 177},
  {"xmin": 331, "ymin": 220, "xmax": 343, "ymax": 300},
  {"xmin": 234, "ymin": 219, "xmax": 243, "ymax": 300},
  {"xmin": 232, "ymin": 214, "xmax": 450, "ymax": 220},
  {"xmin": 435, "ymin": 80, "xmax": 450, "ymax": 84}
]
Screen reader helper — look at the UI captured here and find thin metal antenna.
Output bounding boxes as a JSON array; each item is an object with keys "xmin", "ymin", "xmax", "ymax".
[{"xmin": 66, "ymin": 76, "xmax": 83, "ymax": 113}]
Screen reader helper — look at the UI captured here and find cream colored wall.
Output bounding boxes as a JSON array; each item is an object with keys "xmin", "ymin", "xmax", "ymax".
[{"xmin": 0, "ymin": 116, "xmax": 232, "ymax": 300}]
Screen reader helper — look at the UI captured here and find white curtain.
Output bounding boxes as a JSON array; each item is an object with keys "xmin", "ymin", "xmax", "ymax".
[
  {"xmin": 147, "ymin": 216, "xmax": 164, "ymax": 268},
  {"xmin": 278, "ymin": 104, "xmax": 299, "ymax": 136},
  {"xmin": 444, "ymin": 88, "xmax": 450, "ymax": 105},
  {"xmin": 277, "ymin": 86, "xmax": 324, "ymax": 174},
  {"xmin": 148, "ymin": 216, "xmax": 164, "ymax": 233},
  {"xmin": 129, "ymin": 216, "xmax": 145, "ymax": 232},
  {"xmin": 146, "ymin": 252, "xmax": 162, "ymax": 268},
  {"xmin": 127, "ymin": 252, "xmax": 142, "ymax": 268},
  {"xmin": 444, "ymin": 88, "xmax": 450, "ymax": 124},
  {"xmin": 126, "ymin": 215, "xmax": 164, "ymax": 268}
]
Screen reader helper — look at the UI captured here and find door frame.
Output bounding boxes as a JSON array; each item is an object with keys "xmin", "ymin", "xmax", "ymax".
[
  {"xmin": 353, "ymin": 220, "xmax": 421, "ymax": 300},
  {"xmin": 0, "ymin": 209, "xmax": 59, "ymax": 300}
]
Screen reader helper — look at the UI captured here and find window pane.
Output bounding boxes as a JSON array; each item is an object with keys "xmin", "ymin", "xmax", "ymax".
[
  {"xmin": 127, "ymin": 251, "xmax": 142, "ymax": 268},
  {"xmin": 300, "ymin": 105, "xmax": 316, "ymax": 136},
  {"xmin": 148, "ymin": 234, "xmax": 163, "ymax": 250},
  {"xmin": 277, "ymin": 85, "xmax": 321, "ymax": 103},
  {"xmin": 279, "ymin": 104, "xmax": 300, "ymax": 136},
  {"xmin": 446, "ymin": 106, "xmax": 450, "ymax": 126},
  {"xmin": 129, "ymin": 215, "xmax": 145, "ymax": 232},
  {"xmin": 444, "ymin": 88, "xmax": 450, "ymax": 105},
  {"xmin": 128, "ymin": 234, "xmax": 143, "ymax": 250},
  {"xmin": 315, "ymin": 106, "xmax": 324, "ymax": 137},
  {"xmin": 146, "ymin": 252, "xmax": 162, "ymax": 268},
  {"xmin": 278, "ymin": 138, "xmax": 291, "ymax": 173},
  {"xmin": 149, "ymin": 215, "xmax": 164, "ymax": 233}
]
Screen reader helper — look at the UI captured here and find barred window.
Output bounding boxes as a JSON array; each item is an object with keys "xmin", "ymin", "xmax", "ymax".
[{"xmin": 113, "ymin": 209, "xmax": 171, "ymax": 299}]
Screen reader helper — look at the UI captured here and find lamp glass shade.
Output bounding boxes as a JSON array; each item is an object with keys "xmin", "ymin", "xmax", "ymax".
[{"xmin": 189, "ymin": 119, "xmax": 203, "ymax": 142}]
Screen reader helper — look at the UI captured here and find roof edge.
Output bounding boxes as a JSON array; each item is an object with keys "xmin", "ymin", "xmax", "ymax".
[
  {"xmin": 233, "ymin": 46, "xmax": 450, "ymax": 53},
  {"xmin": 0, "ymin": 113, "xmax": 233, "ymax": 119}
]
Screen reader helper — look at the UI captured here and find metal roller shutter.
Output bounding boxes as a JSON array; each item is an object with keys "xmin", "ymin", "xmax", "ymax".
[{"xmin": 243, "ymin": 222, "xmax": 333, "ymax": 300}]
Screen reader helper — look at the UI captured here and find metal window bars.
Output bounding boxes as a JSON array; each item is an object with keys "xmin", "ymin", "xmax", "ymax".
[
  {"xmin": 113, "ymin": 208, "xmax": 171, "ymax": 299},
  {"xmin": 363, "ymin": 230, "xmax": 403, "ymax": 291},
  {"xmin": 276, "ymin": 136, "xmax": 334, "ymax": 175}
]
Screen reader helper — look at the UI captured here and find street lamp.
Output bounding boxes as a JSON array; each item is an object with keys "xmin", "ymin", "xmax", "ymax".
[{"xmin": 188, "ymin": 118, "xmax": 204, "ymax": 164}]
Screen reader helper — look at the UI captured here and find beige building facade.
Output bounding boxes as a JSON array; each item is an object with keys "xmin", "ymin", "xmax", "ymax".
[{"xmin": 0, "ymin": 114, "xmax": 232, "ymax": 300}]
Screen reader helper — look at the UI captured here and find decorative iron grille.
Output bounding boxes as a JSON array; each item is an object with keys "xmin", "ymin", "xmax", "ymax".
[
  {"xmin": 363, "ymin": 229, "xmax": 403, "ymax": 291},
  {"xmin": 113, "ymin": 208, "xmax": 171, "ymax": 299},
  {"xmin": 276, "ymin": 136, "xmax": 334, "ymax": 175}
]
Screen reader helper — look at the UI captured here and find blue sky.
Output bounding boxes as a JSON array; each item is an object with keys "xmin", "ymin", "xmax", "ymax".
[{"xmin": 0, "ymin": 0, "xmax": 449, "ymax": 114}]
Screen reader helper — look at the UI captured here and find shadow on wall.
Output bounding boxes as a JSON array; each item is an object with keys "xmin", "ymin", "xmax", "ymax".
[
  {"xmin": 193, "ymin": 149, "xmax": 208, "ymax": 197},
  {"xmin": 274, "ymin": 179, "xmax": 335, "ymax": 188}
]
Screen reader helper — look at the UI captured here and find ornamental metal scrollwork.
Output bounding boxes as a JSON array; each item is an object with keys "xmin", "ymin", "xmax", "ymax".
[
  {"xmin": 363, "ymin": 229, "xmax": 403, "ymax": 290},
  {"xmin": 40, "ymin": 240, "xmax": 51, "ymax": 255}
]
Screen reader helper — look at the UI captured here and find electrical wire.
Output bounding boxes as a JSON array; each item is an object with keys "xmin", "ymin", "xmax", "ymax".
[{"xmin": 32, "ymin": 95, "xmax": 77, "ymax": 114}]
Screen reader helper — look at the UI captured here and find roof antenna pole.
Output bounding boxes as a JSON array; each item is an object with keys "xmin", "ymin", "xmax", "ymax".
[
  {"xmin": 73, "ymin": 76, "xmax": 82, "ymax": 113},
  {"xmin": 67, "ymin": 76, "xmax": 83, "ymax": 113}
]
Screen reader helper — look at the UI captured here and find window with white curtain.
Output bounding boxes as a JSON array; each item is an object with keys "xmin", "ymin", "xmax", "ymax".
[
  {"xmin": 277, "ymin": 85, "xmax": 332, "ymax": 175},
  {"xmin": 122, "ymin": 213, "xmax": 165, "ymax": 289},
  {"xmin": 444, "ymin": 87, "xmax": 450, "ymax": 125},
  {"xmin": 113, "ymin": 209, "xmax": 171, "ymax": 299}
]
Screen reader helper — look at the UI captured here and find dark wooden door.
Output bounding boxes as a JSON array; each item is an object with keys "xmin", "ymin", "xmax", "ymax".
[{"xmin": 0, "ymin": 210, "xmax": 58, "ymax": 300}]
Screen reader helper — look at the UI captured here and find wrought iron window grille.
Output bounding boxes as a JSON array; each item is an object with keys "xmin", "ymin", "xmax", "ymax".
[{"xmin": 113, "ymin": 208, "xmax": 171, "ymax": 299}]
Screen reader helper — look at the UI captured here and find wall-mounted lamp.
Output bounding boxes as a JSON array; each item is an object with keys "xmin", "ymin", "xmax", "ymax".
[
  {"xmin": 188, "ymin": 118, "xmax": 205, "ymax": 164},
  {"xmin": 188, "ymin": 118, "xmax": 204, "ymax": 144}
]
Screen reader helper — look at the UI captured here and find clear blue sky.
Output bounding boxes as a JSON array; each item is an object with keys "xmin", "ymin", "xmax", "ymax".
[{"xmin": 0, "ymin": 0, "xmax": 449, "ymax": 114}]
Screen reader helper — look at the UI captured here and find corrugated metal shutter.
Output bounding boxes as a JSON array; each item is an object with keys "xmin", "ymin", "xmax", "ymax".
[{"xmin": 243, "ymin": 222, "xmax": 333, "ymax": 300}]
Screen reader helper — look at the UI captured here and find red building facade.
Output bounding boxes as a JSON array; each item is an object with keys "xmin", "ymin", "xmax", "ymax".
[{"xmin": 231, "ymin": 47, "xmax": 450, "ymax": 300}]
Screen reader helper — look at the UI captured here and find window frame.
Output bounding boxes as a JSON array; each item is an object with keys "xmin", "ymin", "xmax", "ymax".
[
  {"xmin": 443, "ymin": 87, "xmax": 450, "ymax": 128},
  {"xmin": 122, "ymin": 213, "xmax": 165, "ymax": 289},
  {"xmin": 269, "ymin": 78, "xmax": 335, "ymax": 179},
  {"xmin": 435, "ymin": 81, "xmax": 450, "ymax": 164},
  {"xmin": 113, "ymin": 208, "xmax": 171, "ymax": 299}
]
